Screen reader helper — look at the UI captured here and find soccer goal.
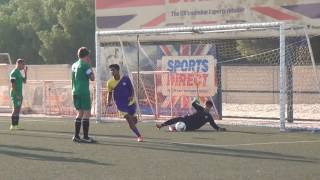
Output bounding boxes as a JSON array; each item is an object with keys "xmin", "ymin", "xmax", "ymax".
[
  {"xmin": 95, "ymin": 22, "xmax": 319, "ymax": 131},
  {"xmin": 0, "ymin": 53, "xmax": 12, "ymax": 64}
]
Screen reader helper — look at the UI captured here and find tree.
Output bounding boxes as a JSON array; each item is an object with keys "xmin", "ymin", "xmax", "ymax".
[
  {"xmin": 0, "ymin": 1, "xmax": 42, "ymax": 63},
  {"xmin": 0, "ymin": 0, "xmax": 95, "ymax": 64},
  {"xmin": 39, "ymin": 0, "xmax": 95, "ymax": 64}
]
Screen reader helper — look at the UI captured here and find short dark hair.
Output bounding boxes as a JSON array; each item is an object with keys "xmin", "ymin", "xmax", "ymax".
[
  {"xmin": 16, "ymin": 58, "xmax": 24, "ymax": 64},
  {"xmin": 205, "ymin": 100, "xmax": 213, "ymax": 107},
  {"xmin": 77, "ymin": 47, "xmax": 90, "ymax": 58},
  {"xmin": 109, "ymin": 64, "xmax": 120, "ymax": 71}
]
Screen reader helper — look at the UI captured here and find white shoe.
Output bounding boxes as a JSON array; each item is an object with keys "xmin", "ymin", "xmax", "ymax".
[{"xmin": 137, "ymin": 136, "xmax": 143, "ymax": 142}]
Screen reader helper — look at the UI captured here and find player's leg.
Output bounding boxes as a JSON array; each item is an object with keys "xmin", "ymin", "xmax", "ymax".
[
  {"xmin": 15, "ymin": 97, "xmax": 23, "ymax": 129},
  {"xmin": 124, "ymin": 104, "xmax": 143, "ymax": 142},
  {"xmin": 10, "ymin": 107, "xmax": 20, "ymax": 130},
  {"xmin": 124, "ymin": 114, "xmax": 143, "ymax": 142},
  {"xmin": 156, "ymin": 117, "xmax": 184, "ymax": 129},
  {"xmin": 72, "ymin": 110, "xmax": 83, "ymax": 142},
  {"xmin": 10, "ymin": 96, "xmax": 22, "ymax": 130},
  {"xmin": 82, "ymin": 110, "xmax": 95, "ymax": 142},
  {"xmin": 81, "ymin": 94, "xmax": 95, "ymax": 143},
  {"xmin": 73, "ymin": 95, "xmax": 83, "ymax": 142},
  {"xmin": 132, "ymin": 116, "xmax": 138, "ymax": 125},
  {"xmin": 184, "ymin": 122, "xmax": 196, "ymax": 131}
]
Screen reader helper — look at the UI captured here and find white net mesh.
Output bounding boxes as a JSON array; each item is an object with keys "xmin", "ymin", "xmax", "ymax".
[{"xmin": 22, "ymin": 80, "xmax": 76, "ymax": 115}]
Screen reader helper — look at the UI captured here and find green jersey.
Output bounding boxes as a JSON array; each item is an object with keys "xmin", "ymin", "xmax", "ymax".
[
  {"xmin": 10, "ymin": 68, "xmax": 24, "ymax": 97},
  {"xmin": 71, "ymin": 59, "xmax": 92, "ymax": 95}
]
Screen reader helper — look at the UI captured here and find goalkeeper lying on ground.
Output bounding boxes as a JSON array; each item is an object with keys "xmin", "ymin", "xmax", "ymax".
[{"xmin": 156, "ymin": 99, "xmax": 226, "ymax": 132}]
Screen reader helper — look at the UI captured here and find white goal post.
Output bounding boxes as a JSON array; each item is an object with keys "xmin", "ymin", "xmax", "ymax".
[{"xmin": 95, "ymin": 22, "xmax": 318, "ymax": 131}]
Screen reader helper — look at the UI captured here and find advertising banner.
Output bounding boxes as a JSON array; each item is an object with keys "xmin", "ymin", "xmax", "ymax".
[{"xmin": 96, "ymin": 0, "xmax": 320, "ymax": 34}]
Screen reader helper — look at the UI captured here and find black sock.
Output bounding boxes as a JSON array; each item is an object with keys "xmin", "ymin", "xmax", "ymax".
[
  {"xmin": 82, "ymin": 119, "xmax": 89, "ymax": 139},
  {"xmin": 11, "ymin": 116, "xmax": 15, "ymax": 125},
  {"xmin": 16, "ymin": 116, "xmax": 19, "ymax": 126},
  {"xmin": 75, "ymin": 118, "xmax": 81, "ymax": 137},
  {"xmin": 11, "ymin": 116, "xmax": 18, "ymax": 126}
]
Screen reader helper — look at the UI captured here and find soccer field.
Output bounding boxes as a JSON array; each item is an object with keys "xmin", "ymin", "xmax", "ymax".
[{"xmin": 0, "ymin": 117, "xmax": 319, "ymax": 180}]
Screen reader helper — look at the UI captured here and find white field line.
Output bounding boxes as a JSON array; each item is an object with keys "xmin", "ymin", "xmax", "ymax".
[{"xmin": 170, "ymin": 140, "xmax": 320, "ymax": 148}]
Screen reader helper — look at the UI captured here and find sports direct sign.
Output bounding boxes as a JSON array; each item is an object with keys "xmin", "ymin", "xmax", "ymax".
[{"xmin": 161, "ymin": 56, "xmax": 217, "ymax": 96}]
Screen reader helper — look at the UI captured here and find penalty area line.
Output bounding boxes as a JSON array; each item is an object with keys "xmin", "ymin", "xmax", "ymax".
[{"xmin": 170, "ymin": 140, "xmax": 320, "ymax": 148}]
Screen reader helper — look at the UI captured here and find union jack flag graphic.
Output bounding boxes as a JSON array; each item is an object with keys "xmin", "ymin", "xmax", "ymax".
[{"xmin": 158, "ymin": 44, "xmax": 216, "ymax": 65}]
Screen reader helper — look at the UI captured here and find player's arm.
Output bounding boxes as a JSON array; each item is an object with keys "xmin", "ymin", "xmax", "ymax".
[
  {"xmin": 107, "ymin": 91, "xmax": 113, "ymax": 106},
  {"xmin": 10, "ymin": 78, "xmax": 17, "ymax": 93},
  {"xmin": 85, "ymin": 67, "xmax": 95, "ymax": 81},
  {"xmin": 106, "ymin": 80, "xmax": 113, "ymax": 106},
  {"xmin": 208, "ymin": 115, "xmax": 226, "ymax": 131},
  {"xmin": 10, "ymin": 76, "xmax": 21, "ymax": 100},
  {"xmin": 23, "ymin": 66, "xmax": 27, "ymax": 83},
  {"xmin": 191, "ymin": 98, "xmax": 204, "ymax": 112},
  {"xmin": 89, "ymin": 71, "xmax": 95, "ymax": 81}
]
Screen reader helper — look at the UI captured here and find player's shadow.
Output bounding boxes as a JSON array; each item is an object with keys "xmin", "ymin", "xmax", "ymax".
[
  {"xmin": 0, "ymin": 144, "xmax": 71, "ymax": 154},
  {"xmin": 0, "ymin": 131, "xmax": 71, "ymax": 140},
  {"xmin": 0, "ymin": 144, "xmax": 111, "ymax": 166},
  {"xmin": 96, "ymin": 140, "xmax": 318, "ymax": 164},
  {"xmin": 6, "ymin": 129, "xmax": 73, "ymax": 135}
]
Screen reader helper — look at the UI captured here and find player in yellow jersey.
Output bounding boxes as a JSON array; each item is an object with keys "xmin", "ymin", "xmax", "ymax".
[{"xmin": 107, "ymin": 64, "xmax": 143, "ymax": 142}]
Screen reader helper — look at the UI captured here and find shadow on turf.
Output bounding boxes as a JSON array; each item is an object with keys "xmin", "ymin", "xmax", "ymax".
[
  {"xmin": 0, "ymin": 144, "xmax": 111, "ymax": 166},
  {"xmin": 0, "ymin": 144, "xmax": 71, "ymax": 154},
  {"xmin": 1, "ymin": 128, "xmax": 317, "ymax": 164},
  {"xmin": 95, "ymin": 140, "xmax": 318, "ymax": 164},
  {"xmin": 0, "ymin": 131, "xmax": 71, "ymax": 140}
]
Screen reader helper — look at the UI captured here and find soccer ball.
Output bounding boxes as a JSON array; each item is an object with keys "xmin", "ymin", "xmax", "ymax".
[{"xmin": 175, "ymin": 122, "xmax": 186, "ymax": 132}]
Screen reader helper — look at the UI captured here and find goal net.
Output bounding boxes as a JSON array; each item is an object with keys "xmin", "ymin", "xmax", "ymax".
[{"xmin": 95, "ymin": 22, "xmax": 320, "ymax": 131}]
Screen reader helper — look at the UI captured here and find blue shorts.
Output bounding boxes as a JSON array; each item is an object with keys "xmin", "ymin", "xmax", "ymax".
[{"xmin": 118, "ymin": 103, "xmax": 136, "ymax": 117}]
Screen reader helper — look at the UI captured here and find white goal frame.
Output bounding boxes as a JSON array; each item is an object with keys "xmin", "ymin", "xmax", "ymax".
[
  {"xmin": 0, "ymin": 53, "xmax": 12, "ymax": 64},
  {"xmin": 95, "ymin": 22, "xmax": 308, "ymax": 131}
]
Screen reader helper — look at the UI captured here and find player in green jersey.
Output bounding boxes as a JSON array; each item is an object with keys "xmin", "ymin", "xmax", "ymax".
[
  {"xmin": 9, "ymin": 59, "xmax": 27, "ymax": 130},
  {"xmin": 71, "ymin": 47, "xmax": 95, "ymax": 143}
]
